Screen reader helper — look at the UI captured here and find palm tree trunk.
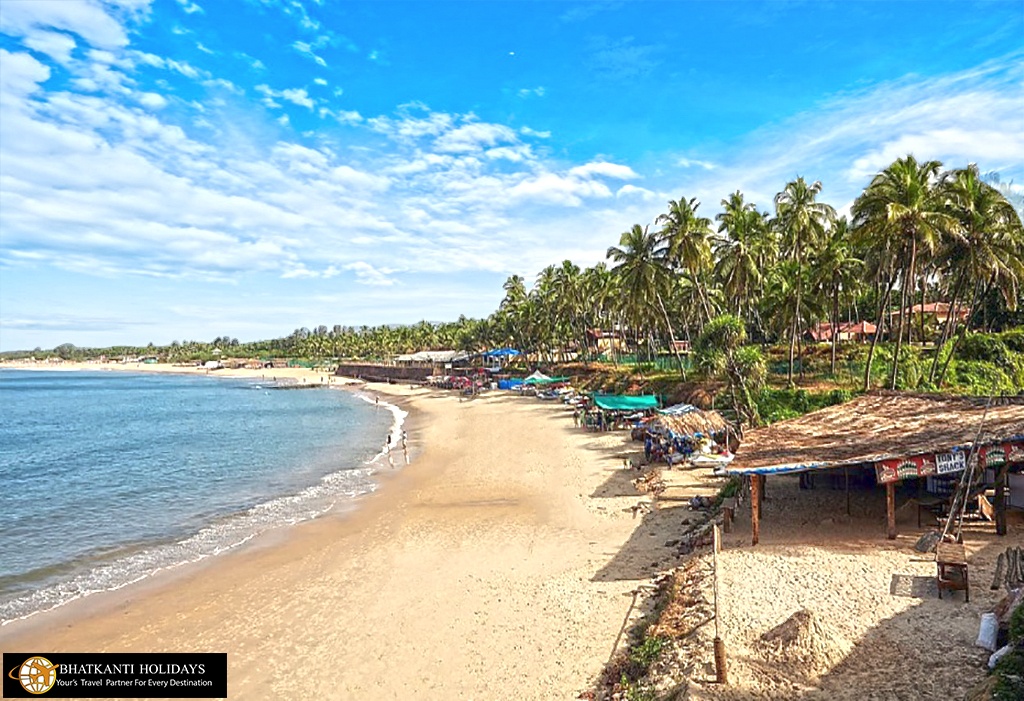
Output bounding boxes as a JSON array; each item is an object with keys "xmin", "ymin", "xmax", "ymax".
[
  {"xmin": 928, "ymin": 270, "xmax": 966, "ymax": 383},
  {"xmin": 937, "ymin": 278, "xmax": 989, "ymax": 387},
  {"xmin": 889, "ymin": 243, "xmax": 915, "ymax": 390},
  {"xmin": 831, "ymin": 285, "xmax": 840, "ymax": 375},
  {"xmin": 655, "ymin": 293, "xmax": 686, "ymax": 378},
  {"xmin": 864, "ymin": 274, "xmax": 896, "ymax": 392},
  {"xmin": 787, "ymin": 316, "xmax": 797, "ymax": 388}
]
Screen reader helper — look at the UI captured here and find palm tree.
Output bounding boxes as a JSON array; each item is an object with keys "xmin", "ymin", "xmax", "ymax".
[
  {"xmin": 657, "ymin": 196, "xmax": 715, "ymax": 324},
  {"xmin": 714, "ymin": 191, "xmax": 773, "ymax": 336},
  {"xmin": 810, "ymin": 217, "xmax": 863, "ymax": 374},
  {"xmin": 693, "ymin": 314, "xmax": 765, "ymax": 431},
  {"xmin": 606, "ymin": 224, "xmax": 685, "ymax": 375},
  {"xmin": 773, "ymin": 177, "xmax": 836, "ymax": 385},
  {"xmin": 852, "ymin": 155, "xmax": 951, "ymax": 389},
  {"xmin": 933, "ymin": 164, "xmax": 1024, "ymax": 384}
]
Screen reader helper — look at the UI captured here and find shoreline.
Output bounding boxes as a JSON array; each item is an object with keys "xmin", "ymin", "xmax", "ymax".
[
  {"xmin": 0, "ymin": 363, "xmax": 415, "ymax": 630},
  {"xmin": 0, "ymin": 371, "xmax": 664, "ymax": 698}
]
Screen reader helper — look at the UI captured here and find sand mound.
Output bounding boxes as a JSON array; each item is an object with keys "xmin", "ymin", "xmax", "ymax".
[{"xmin": 756, "ymin": 608, "xmax": 842, "ymax": 678}]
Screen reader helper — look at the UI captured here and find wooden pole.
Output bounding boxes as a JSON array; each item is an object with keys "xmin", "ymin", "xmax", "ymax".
[
  {"xmin": 713, "ymin": 525, "xmax": 728, "ymax": 684},
  {"xmin": 994, "ymin": 462, "xmax": 1008, "ymax": 536},
  {"xmin": 886, "ymin": 481, "xmax": 897, "ymax": 540},
  {"xmin": 845, "ymin": 467, "xmax": 851, "ymax": 516},
  {"xmin": 751, "ymin": 474, "xmax": 762, "ymax": 546}
]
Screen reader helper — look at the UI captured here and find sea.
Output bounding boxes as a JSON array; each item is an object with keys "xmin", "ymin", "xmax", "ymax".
[{"xmin": 0, "ymin": 369, "xmax": 403, "ymax": 625}]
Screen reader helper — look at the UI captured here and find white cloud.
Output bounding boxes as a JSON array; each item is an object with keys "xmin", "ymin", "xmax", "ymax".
[
  {"xmin": 517, "ymin": 86, "xmax": 546, "ymax": 98},
  {"xmin": 0, "ymin": 49, "xmax": 51, "ymax": 98},
  {"xmin": 256, "ymin": 84, "xmax": 315, "ymax": 110},
  {"xmin": 176, "ymin": 0, "xmax": 204, "ymax": 14},
  {"xmin": 433, "ymin": 122, "xmax": 518, "ymax": 153},
  {"xmin": 568, "ymin": 161, "xmax": 638, "ymax": 180},
  {"xmin": 677, "ymin": 157, "xmax": 716, "ymax": 170},
  {"xmin": 616, "ymin": 184, "xmax": 659, "ymax": 201},
  {"xmin": 508, "ymin": 172, "xmax": 614, "ymax": 207},
  {"xmin": 138, "ymin": 91, "xmax": 167, "ymax": 109},
  {"xmin": 345, "ymin": 261, "xmax": 395, "ymax": 286},
  {"xmin": 292, "ymin": 41, "xmax": 327, "ymax": 67},
  {"xmin": 23, "ymin": 30, "xmax": 77, "ymax": 64},
  {"xmin": 0, "ymin": 0, "xmax": 131, "ymax": 49},
  {"xmin": 520, "ymin": 126, "xmax": 551, "ymax": 138},
  {"xmin": 313, "ymin": 77, "xmax": 327, "ymax": 86}
]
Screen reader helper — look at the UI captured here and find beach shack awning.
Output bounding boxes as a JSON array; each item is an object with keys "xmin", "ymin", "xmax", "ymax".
[
  {"xmin": 723, "ymin": 392, "xmax": 1024, "ymax": 479},
  {"xmin": 648, "ymin": 406, "xmax": 730, "ymax": 437},
  {"xmin": 722, "ymin": 391, "xmax": 1024, "ymax": 545},
  {"xmin": 592, "ymin": 394, "xmax": 660, "ymax": 411}
]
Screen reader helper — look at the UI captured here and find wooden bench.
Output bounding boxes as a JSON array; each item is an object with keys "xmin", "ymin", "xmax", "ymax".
[{"xmin": 936, "ymin": 541, "xmax": 969, "ymax": 602}]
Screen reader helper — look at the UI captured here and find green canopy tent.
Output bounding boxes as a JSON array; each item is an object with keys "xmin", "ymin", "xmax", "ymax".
[{"xmin": 591, "ymin": 394, "xmax": 660, "ymax": 411}]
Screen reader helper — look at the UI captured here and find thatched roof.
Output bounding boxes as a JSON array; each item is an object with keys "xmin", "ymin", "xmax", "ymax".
[
  {"xmin": 648, "ymin": 409, "xmax": 731, "ymax": 437},
  {"xmin": 727, "ymin": 391, "xmax": 1024, "ymax": 475}
]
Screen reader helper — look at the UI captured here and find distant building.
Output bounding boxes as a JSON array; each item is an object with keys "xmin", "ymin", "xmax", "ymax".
[{"xmin": 808, "ymin": 321, "xmax": 877, "ymax": 343}]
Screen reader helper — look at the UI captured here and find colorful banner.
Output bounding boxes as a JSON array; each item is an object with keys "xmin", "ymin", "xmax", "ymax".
[
  {"xmin": 874, "ymin": 440, "xmax": 1024, "ymax": 484},
  {"xmin": 876, "ymin": 451, "xmax": 963, "ymax": 484}
]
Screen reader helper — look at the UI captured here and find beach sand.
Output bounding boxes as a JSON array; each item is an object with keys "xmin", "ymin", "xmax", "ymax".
[{"xmin": 0, "ymin": 368, "xmax": 676, "ymax": 699}]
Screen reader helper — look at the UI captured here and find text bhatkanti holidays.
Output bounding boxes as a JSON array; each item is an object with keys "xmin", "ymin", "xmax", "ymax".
[{"xmin": 59, "ymin": 663, "xmax": 207, "ymax": 675}]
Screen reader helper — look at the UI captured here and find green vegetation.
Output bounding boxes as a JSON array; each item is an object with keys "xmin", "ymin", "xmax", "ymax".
[{"xmin": 992, "ymin": 603, "xmax": 1024, "ymax": 701}]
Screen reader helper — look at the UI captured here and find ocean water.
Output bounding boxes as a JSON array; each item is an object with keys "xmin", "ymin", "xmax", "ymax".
[{"xmin": 0, "ymin": 369, "xmax": 402, "ymax": 624}]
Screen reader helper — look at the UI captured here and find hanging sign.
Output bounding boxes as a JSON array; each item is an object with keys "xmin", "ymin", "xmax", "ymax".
[{"xmin": 935, "ymin": 451, "xmax": 967, "ymax": 475}]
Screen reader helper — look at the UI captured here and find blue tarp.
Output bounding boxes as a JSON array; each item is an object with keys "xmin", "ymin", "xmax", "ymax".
[
  {"xmin": 485, "ymin": 348, "xmax": 521, "ymax": 357},
  {"xmin": 498, "ymin": 379, "xmax": 524, "ymax": 390}
]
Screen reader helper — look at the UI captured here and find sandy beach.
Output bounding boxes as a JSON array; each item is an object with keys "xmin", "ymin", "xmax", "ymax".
[{"xmin": 0, "ymin": 365, "xmax": 676, "ymax": 699}]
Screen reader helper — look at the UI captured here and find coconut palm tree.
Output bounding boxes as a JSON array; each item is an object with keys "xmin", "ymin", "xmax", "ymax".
[
  {"xmin": 773, "ymin": 177, "xmax": 836, "ymax": 385},
  {"xmin": 714, "ymin": 191, "xmax": 773, "ymax": 336},
  {"xmin": 933, "ymin": 164, "xmax": 1024, "ymax": 384},
  {"xmin": 852, "ymin": 155, "xmax": 952, "ymax": 389},
  {"xmin": 657, "ymin": 196, "xmax": 715, "ymax": 325},
  {"xmin": 606, "ymin": 224, "xmax": 685, "ymax": 374},
  {"xmin": 810, "ymin": 217, "xmax": 863, "ymax": 374}
]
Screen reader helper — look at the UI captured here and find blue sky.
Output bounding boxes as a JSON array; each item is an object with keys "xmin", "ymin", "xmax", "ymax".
[{"xmin": 1, "ymin": 0, "xmax": 1022, "ymax": 351}]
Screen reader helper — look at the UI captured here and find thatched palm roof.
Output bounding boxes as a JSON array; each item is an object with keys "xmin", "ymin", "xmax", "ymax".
[
  {"xmin": 648, "ymin": 409, "xmax": 731, "ymax": 437},
  {"xmin": 728, "ymin": 391, "xmax": 1024, "ymax": 475}
]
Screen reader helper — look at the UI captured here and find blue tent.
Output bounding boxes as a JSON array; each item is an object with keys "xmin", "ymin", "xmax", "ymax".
[{"xmin": 484, "ymin": 348, "xmax": 521, "ymax": 357}]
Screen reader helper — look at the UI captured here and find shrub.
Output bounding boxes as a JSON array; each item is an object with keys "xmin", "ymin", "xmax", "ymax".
[
  {"xmin": 1010, "ymin": 601, "xmax": 1024, "ymax": 644},
  {"xmin": 957, "ymin": 333, "xmax": 1010, "ymax": 365},
  {"xmin": 1000, "ymin": 328, "xmax": 1024, "ymax": 353}
]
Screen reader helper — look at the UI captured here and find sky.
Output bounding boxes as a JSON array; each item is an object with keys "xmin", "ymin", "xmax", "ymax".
[{"xmin": 0, "ymin": 0, "xmax": 1022, "ymax": 351}]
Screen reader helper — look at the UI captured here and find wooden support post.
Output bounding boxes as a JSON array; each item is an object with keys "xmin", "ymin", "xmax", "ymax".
[
  {"xmin": 994, "ymin": 462, "xmax": 1009, "ymax": 536},
  {"xmin": 886, "ymin": 481, "xmax": 897, "ymax": 540},
  {"xmin": 751, "ymin": 474, "xmax": 762, "ymax": 546},
  {"xmin": 713, "ymin": 525, "xmax": 728, "ymax": 684},
  {"xmin": 845, "ymin": 467, "xmax": 851, "ymax": 516}
]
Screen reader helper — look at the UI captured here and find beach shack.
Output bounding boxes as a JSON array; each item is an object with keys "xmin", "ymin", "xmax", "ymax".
[
  {"xmin": 644, "ymin": 405, "xmax": 734, "ymax": 466},
  {"xmin": 722, "ymin": 392, "xmax": 1024, "ymax": 545}
]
